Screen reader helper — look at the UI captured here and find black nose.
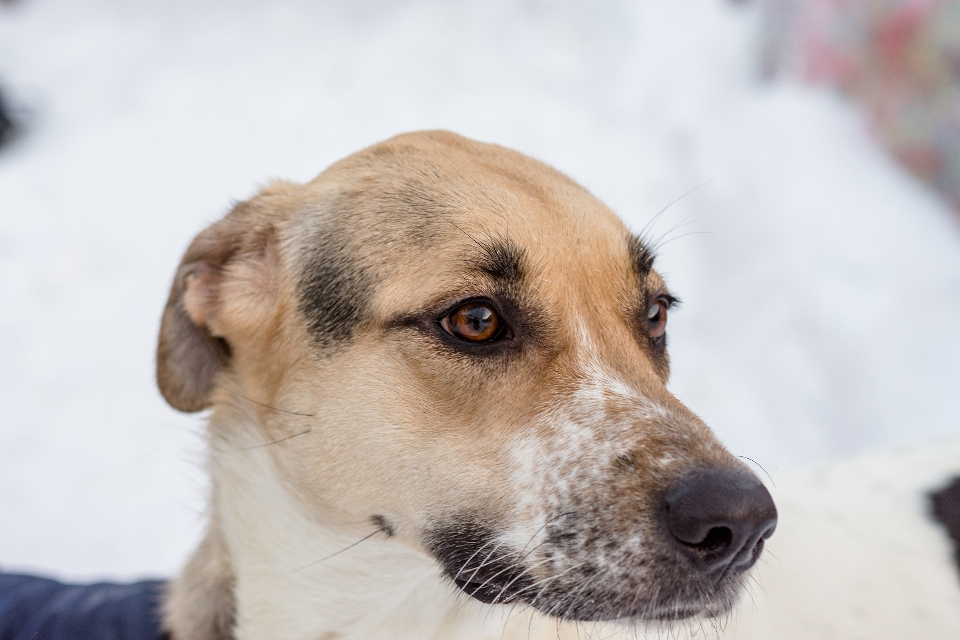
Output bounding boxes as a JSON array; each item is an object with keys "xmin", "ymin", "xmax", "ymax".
[{"xmin": 665, "ymin": 468, "xmax": 777, "ymax": 579}]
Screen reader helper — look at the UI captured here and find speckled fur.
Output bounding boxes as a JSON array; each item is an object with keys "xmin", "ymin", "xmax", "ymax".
[{"xmin": 155, "ymin": 131, "xmax": 761, "ymax": 640}]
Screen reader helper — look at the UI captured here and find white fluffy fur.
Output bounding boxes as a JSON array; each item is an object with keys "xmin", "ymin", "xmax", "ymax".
[{"xmin": 729, "ymin": 436, "xmax": 960, "ymax": 639}]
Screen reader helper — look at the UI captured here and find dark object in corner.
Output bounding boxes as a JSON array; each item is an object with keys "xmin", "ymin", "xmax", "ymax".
[
  {"xmin": 0, "ymin": 88, "xmax": 11, "ymax": 148},
  {"xmin": 930, "ymin": 476, "xmax": 960, "ymax": 574},
  {"xmin": 0, "ymin": 572, "xmax": 168, "ymax": 640}
]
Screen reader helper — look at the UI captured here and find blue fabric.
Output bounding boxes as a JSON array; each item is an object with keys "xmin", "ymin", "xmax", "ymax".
[{"xmin": 0, "ymin": 572, "xmax": 167, "ymax": 640}]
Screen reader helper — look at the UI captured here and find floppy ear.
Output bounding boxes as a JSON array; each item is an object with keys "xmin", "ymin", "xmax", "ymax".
[
  {"xmin": 156, "ymin": 218, "xmax": 240, "ymax": 412},
  {"xmin": 156, "ymin": 195, "xmax": 284, "ymax": 412}
]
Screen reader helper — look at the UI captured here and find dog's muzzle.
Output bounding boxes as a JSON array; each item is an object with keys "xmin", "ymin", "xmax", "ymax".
[{"xmin": 426, "ymin": 466, "xmax": 777, "ymax": 622}]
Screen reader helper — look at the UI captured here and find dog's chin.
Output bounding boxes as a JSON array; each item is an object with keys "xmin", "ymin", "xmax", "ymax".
[
  {"xmin": 531, "ymin": 588, "xmax": 739, "ymax": 625},
  {"xmin": 448, "ymin": 581, "xmax": 741, "ymax": 624},
  {"xmin": 444, "ymin": 561, "xmax": 745, "ymax": 623},
  {"xmin": 517, "ymin": 577, "xmax": 743, "ymax": 623}
]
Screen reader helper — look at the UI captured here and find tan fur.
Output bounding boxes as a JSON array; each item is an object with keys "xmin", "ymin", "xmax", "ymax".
[
  {"xmin": 163, "ymin": 515, "xmax": 235, "ymax": 640},
  {"xmin": 157, "ymin": 131, "xmax": 765, "ymax": 640}
]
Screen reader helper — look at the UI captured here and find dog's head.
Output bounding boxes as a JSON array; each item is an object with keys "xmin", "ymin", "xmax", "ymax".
[{"xmin": 157, "ymin": 131, "xmax": 775, "ymax": 623}]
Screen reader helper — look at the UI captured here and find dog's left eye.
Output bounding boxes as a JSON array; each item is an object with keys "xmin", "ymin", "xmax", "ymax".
[{"xmin": 441, "ymin": 301, "xmax": 505, "ymax": 342}]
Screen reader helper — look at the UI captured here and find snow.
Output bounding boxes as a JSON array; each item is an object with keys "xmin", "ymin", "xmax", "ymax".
[{"xmin": 1, "ymin": 0, "xmax": 959, "ymax": 585}]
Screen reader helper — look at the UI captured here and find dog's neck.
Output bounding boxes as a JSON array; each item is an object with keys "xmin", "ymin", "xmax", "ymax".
[{"xmin": 193, "ymin": 408, "xmax": 528, "ymax": 640}]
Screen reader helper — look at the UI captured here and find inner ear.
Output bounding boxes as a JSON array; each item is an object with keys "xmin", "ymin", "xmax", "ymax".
[
  {"xmin": 156, "ymin": 207, "xmax": 280, "ymax": 413},
  {"xmin": 182, "ymin": 265, "xmax": 221, "ymax": 328},
  {"xmin": 183, "ymin": 263, "xmax": 235, "ymax": 365},
  {"xmin": 156, "ymin": 262, "xmax": 225, "ymax": 412}
]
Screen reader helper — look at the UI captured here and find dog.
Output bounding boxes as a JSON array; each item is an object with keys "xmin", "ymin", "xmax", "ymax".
[{"xmin": 154, "ymin": 130, "xmax": 776, "ymax": 640}]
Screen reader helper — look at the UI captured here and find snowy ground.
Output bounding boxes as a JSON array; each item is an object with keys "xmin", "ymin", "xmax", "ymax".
[{"xmin": 1, "ymin": 0, "xmax": 960, "ymax": 582}]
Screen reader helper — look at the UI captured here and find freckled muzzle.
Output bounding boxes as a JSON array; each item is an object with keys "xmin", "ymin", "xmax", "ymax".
[{"xmin": 427, "ymin": 465, "xmax": 776, "ymax": 622}]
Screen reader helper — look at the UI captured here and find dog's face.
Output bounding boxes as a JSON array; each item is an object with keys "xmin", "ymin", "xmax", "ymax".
[{"xmin": 157, "ymin": 131, "xmax": 775, "ymax": 624}]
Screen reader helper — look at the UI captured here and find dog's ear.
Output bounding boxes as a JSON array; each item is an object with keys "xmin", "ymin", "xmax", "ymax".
[{"xmin": 157, "ymin": 198, "xmax": 283, "ymax": 412}]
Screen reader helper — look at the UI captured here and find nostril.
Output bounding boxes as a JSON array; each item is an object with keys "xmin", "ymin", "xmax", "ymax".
[{"xmin": 688, "ymin": 526, "xmax": 733, "ymax": 553}]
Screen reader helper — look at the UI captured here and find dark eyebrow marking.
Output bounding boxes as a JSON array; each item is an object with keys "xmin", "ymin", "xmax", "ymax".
[
  {"xmin": 627, "ymin": 233, "xmax": 655, "ymax": 281},
  {"xmin": 477, "ymin": 237, "xmax": 525, "ymax": 286}
]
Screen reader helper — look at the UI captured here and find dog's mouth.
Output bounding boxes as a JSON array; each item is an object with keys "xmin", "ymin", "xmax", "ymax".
[
  {"xmin": 427, "ymin": 520, "xmax": 534, "ymax": 605},
  {"xmin": 426, "ymin": 516, "xmax": 749, "ymax": 622},
  {"xmin": 451, "ymin": 573, "xmax": 528, "ymax": 605}
]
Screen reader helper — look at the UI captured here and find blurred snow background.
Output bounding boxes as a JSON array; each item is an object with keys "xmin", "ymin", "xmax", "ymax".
[{"xmin": 1, "ymin": 0, "xmax": 959, "ymax": 581}]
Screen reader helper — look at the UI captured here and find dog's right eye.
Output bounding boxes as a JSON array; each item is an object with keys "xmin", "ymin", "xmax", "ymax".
[
  {"xmin": 647, "ymin": 298, "xmax": 668, "ymax": 339},
  {"xmin": 440, "ymin": 301, "xmax": 505, "ymax": 342}
]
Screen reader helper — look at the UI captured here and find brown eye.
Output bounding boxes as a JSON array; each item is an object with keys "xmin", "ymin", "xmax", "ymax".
[
  {"xmin": 442, "ymin": 302, "xmax": 504, "ymax": 342},
  {"xmin": 647, "ymin": 298, "xmax": 668, "ymax": 339}
]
